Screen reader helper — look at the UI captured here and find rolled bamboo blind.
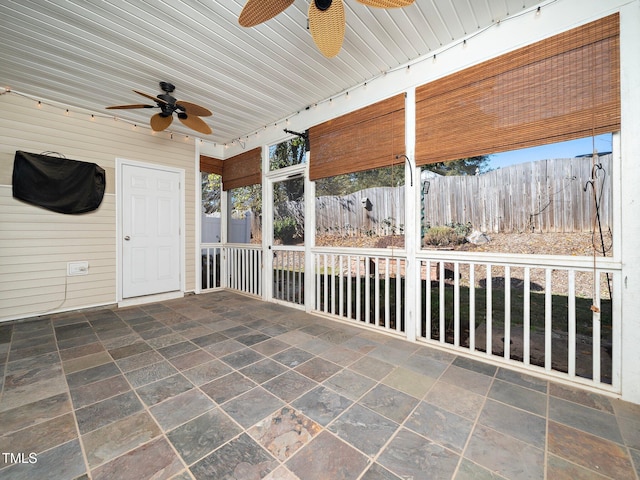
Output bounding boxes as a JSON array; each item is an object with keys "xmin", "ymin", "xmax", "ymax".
[
  {"xmin": 309, "ymin": 94, "xmax": 405, "ymax": 181},
  {"xmin": 199, "ymin": 155, "xmax": 223, "ymax": 175},
  {"xmin": 221, "ymin": 147, "xmax": 262, "ymax": 191},
  {"xmin": 415, "ymin": 14, "xmax": 620, "ymax": 166}
]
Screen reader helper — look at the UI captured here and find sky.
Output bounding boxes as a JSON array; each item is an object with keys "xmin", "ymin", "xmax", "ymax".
[{"xmin": 488, "ymin": 134, "xmax": 612, "ymax": 169}]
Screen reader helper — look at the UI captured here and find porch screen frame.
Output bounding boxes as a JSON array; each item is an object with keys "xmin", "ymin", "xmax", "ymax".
[{"xmin": 415, "ymin": 13, "xmax": 620, "ymax": 166}]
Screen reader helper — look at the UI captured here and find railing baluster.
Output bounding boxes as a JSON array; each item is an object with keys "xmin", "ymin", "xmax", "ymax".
[
  {"xmin": 568, "ymin": 270, "xmax": 576, "ymax": 377},
  {"xmin": 469, "ymin": 263, "xmax": 475, "ymax": 351},
  {"xmin": 504, "ymin": 265, "xmax": 511, "ymax": 360},
  {"xmin": 454, "ymin": 262, "xmax": 460, "ymax": 346},
  {"xmin": 486, "ymin": 264, "xmax": 492, "ymax": 356},
  {"xmin": 524, "ymin": 267, "xmax": 531, "ymax": 365},
  {"xmin": 593, "ymin": 271, "xmax": 602, "ymax": 383},
  {"xmin": 425, "ymin": 260, "xmax": 431, "ymax": 340},
  {"xmin": 384, "ymin": 258, "xmax": 390, "ymax": 329},
  {"xmin": 347, "ymin": 255, "xmax": 352, "ymax": 320},
  {"xmin": 439, "ymin": 262, "xmax": 445, "ymax": 344},
  {"xmin": 323, "ymin": 254, "xmax": 329, "ymax": 313},
  {"xmin": 545, "ymin": 268, "xmax": 552, "ymax": 372},
  {"xmin": 356, "ymin": 256, "xmax": 361, "ymax": 322},
  {"xmin": 365, "ymin": 256, "xmax": 371, "ymax": 325},
  {"xmin": 339, "ymin": 256, "xmax": 344, "ymax": 317},
  {"xmin": 331, "ymin": 254, "xmax": 336, "ymax": 315},
  {"xmin": 396, "ymin": 259, "xmax": 402, "ymax": 333},
  {"xmin": 315, "ymin": 254, "xmax": 321, "ymax": 310}
]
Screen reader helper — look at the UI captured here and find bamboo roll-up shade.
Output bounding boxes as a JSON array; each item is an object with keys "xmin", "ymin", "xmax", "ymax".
[
  {"xmin": 222, "ymin": 147, "xmax": 262, "ymax": 191},
  {"xmin": 415, "ymin": 14, "xmax": 620, "ymax": 166},
  {"xmin": 200, "ymin": 155, "xmax": 223, "ymax": 175},
  {"xmin": 309, "ymin": 94, "xmax": 405, "ymax": 181}
]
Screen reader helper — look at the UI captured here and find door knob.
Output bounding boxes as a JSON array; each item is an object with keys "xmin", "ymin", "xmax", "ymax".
[{"xmin": 124, "ymin": 236, "xmax": 130, "ymax": 241}]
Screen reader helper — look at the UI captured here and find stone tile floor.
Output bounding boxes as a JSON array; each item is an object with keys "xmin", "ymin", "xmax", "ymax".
[{"xmin": 0, "ymin": 290, "xmax": 639, "ymax": 480}]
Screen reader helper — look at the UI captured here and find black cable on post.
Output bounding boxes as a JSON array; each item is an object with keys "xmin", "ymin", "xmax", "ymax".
[{"xmin": 395, "ymin": 154, "xmax": 413, "ymax": 186}]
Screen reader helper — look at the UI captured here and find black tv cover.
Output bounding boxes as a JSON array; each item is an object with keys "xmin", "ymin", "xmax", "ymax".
[{"xmin": 12, "ymin": 151, "xmax": 106, "ymax": 214}]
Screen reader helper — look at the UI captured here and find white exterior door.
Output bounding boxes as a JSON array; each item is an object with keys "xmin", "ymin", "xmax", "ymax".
[{"xmin": 121, "ymin": 163, "xmax": 181, "ymax": 298}]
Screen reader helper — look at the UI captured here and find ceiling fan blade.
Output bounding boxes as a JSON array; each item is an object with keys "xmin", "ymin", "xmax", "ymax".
[
  {"xmin": 179, "ymin": 114, "xmax": 212, "ymax": 135},
  {"xmin": 176, "ymin": 100, "xmax": 212, "ymax": 117},
  {"xmin": 309, "ymin": 0, "xmax": 345, "ymax": 58},
  {"xmin": 356, "ymin": 0, "xmax": 415, "ymax": 7},
  {"xmin": 239, "ymin": 0, "xmax": 294, "ymax": 27},
  {"xmin": 150, "ymin": 113, "xmax": 173, "ymax": 131},
  {"xmin": 106, "ymin": 104, "xmax": 155, "ymax": 110},
  {"xmin": 134, "ymin": 90, "xmax": 168, "ymax": 105}
]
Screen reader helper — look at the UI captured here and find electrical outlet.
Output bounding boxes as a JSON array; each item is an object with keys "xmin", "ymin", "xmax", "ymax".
[{"xmin": 67, "ymin": 261, "xmax": 89, "ymax": 276}]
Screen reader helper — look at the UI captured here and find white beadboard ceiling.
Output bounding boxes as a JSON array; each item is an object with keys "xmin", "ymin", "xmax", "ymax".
[{"xmin": 0, "ymin": 0, "xmax": 544, "ymax": 144}]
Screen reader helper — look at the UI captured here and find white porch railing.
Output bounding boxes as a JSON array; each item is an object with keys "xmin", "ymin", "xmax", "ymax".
[
  {"xmin": 203, "ymin": 243, "xmax": 620, "ymax": 392},
  {"xmin": 201, "ymin": 243, "xmax": 262, "ymax": 297},
  {"xmin": 308, "ymin": 247, "xmax": 620, "ymax": 392},
  {"xmin": 312, "ymin": 248, "xmax": 405, "ymax": 336},
  {"xmin": 226, "ymin": 244, "xmax": 262, "ymax": 297},
  {"xmin": 272, "ymin": 247, "xmax": 305, "ymax": 305},
  {"xmin": 417, "ymin": 251, "xmax": 621, "ymax": 392},
  {"xmin": 201, "ymin": 244, "xmax": 222, "ymax": 290}
]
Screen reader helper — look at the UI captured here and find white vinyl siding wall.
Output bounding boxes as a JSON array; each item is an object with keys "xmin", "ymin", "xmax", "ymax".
[{"xmin": 0, "ymin": 93, "xmax": 197, "ymax": 321}]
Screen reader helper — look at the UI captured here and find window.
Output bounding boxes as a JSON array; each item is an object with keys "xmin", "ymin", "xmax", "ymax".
[
  {"xmin": 420, "ymin": 135, "xmax": 613, "ymax": 258},
  {"xmin": 269, "ymin": 137, "xmax": 307, "ymax": 171},
  {"xmin": 316, "ymin": 164, "xmax": 405, "ymax": 248},
  {"xmin": 228, "ymin": 184, "xmax": 262, "ymax": 244}
]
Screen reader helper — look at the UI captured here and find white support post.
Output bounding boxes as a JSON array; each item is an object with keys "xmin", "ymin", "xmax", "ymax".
[
  {"xmin": 619, "ymin": 1, "xmax": 640, "ymax": 405},
  {"xmin": 304, "ymin": 152, "xmax": 316, "ymax": 313},
  {"xmin": 404, "ymin": 87, "xmax": 418, "ymax": 342}
]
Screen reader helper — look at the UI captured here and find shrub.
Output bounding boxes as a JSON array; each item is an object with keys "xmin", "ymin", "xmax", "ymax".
[
  {"xmin": 423, "ymin": 225, "xmax": 468, "ymax": 246},
  {"xmin": 274, "ymin": 217, "xmax": 300, "ymax": 244}
]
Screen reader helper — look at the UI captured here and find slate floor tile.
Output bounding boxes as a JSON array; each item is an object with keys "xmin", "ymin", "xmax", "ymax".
[
  {"xmin": 488, "ymin": 379, "xmax": 547, "ymax": 416},
  {"xmin": 329, "ymin": 403, "xmax": 399, "ymax": 456},
  {"xmin": 405, "ymin": 401, "xmax": 473, "ymax": 452},
  {"xmin": 222, "ymin": 387, "xmax": 285, "ymax": 429},
  {"xmin": 378, "ymin": 429, "xmax": 460, "ymax": 480},
  {"xmin": 294, "ymin": 356, "xmax": 341, "ymax": 382},
  {"xmin": 0, "ymin": 413, "xmax": 77, "ymax": 466},
  {"xmin": 424, "ymin": 380, "xmax": 485, "ymax": 420},
  {"xmin": 135, "ymin": 373, "xmax": 193, "ymax": 407},
  {"xmin": 69, "ymin": 374, "xmax": 131, "ymax": 409},
  {"xmin": 168, "ymin": 408, "xmax": 242, "ymax": 465},
  {"xmin": 360, "ymin": 383, "xmax": 419, "ymax": 424},
  {"xmin": 263, "ymin": 370, "xmax": 318, "ymax": 403},
  {"xmin": 286, "ymin": 431, "xmax": 369, "ymax": 480},
  {"xmin": 83, "ymin": 411, "xmax": 161, "ymax": 468},
  {"xmin": 181, "ymin": 359, "xmax": 232, "ymax": 386},
  {"xmin": 272, "ymin": 347, "xmax": 314, "ymax": 368},
  {"xmin": 465, "ymin": 424, "xmax": 545, "ymax": 480},
  {"xmin": 200, "ymin": 371, "xmax": 256, "ymax": 404},
  {"xmin": 323, "ymin": 368, "xmax": 376, "ymax": 401},
  {"xmin": 547, "ymin": 421, "xmax": 635, "ymax": 480},
  {"xmin": 75, "ymin": 390, "xmax": 143, "ymax": 434},
  {"xmin": 549, "ymin": 396, "xmax": 623, "ymax": 443},
  {"xmin": 0, "ymin": 439, "xmax": 86, "ymax": 480},
  {"xmin": 240, "ymin": 358, "xmax": 287, "ymax": 384},
  {"xmin": 248, "ymin": 407, "xmax": 322, "ymax": 461},
  {"xmin": 191, "ymin": 433, "xmax": 277, "ymax": 480},
  {"xmin": 150, "ymin": 389, "xmax": 216, "ymax": 431},
  {"xmin": 360, "ymin": 463, "xmax": 403, "ymax": 480},
  {"xmin": 220, "ymin": 347, "xmax": 265, "ymax": 369},
  {"xmin": 478, "ymin": 399, "xmax": 546, "ymax": 448},
  {"xmin": 91, "ymin": 437, "xmax": 183, "ymax": 480},
  {"xmin": 291, "ymin": 385, "xmax": 352, "ymax": 427}
]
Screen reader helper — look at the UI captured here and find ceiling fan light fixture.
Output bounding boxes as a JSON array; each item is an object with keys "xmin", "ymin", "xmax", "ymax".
[
  {"xmin": 239, "ymin": 0, "xmax": 415, "ymax": 57},
  {"xmin": 105, "ymin": 82, "xmax": 212, "ymax": 135},
  {"xmin": 315, "ymin": 0, "xmax": 333, "ymax": 11}
]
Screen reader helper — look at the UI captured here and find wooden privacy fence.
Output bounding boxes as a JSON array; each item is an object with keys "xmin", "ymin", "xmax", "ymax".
[
  {"xmin": 311, "ymin": 156, "xmax": 612, "ymax": 235},
  {"xmin": 316, "ymin": 186, "xmax": 404, "ymax": 236}
]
